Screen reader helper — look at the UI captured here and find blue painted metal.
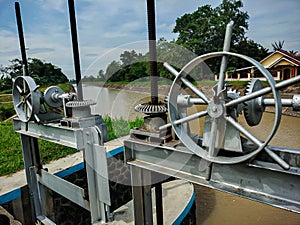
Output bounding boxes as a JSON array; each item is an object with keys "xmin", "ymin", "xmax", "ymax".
[
  {"xmin": 55, "ymin": 162, "xmax": 85, "ymax": 178},
  {"xmin": 0, "ymin": 188, "xmax": 21, "ymax": 205},
  {"xmin": 106, "ymin": 146, "xmax": 124, "ymax": 158},
  {"xmin": 0, "ymin": 146, "xmax": 124, "ymax": 204},
  {"xmin": 172, "ymin": 191, "xmax": 195, "ymax": 225}
]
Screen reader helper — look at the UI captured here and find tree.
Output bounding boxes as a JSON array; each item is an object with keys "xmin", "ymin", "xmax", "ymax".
[
  {"xmin": 0, "ymin": 58, "xmax": 68, "ymax": 90},
  {"xmin": 289, "ymin": 50, "xmax": 298, "ymax": 55},
  {"xmin": 173, "ymin": 0, "xmax": 268, "ymax": 73},
  {"xmin": 272, "ymin": 40, "xmax": 285, "ymax": 51},
  {"xmin": 231, "ymin": 38, "xmax": 269, "ymax": 68},
  {"xmin": 98, "ymin": 69, "xmax": 105, "ymax": 81},
  {"xmin": 0, "ymin": 65, "xmax": 11, "ymax": 92},
  {"xmin": 105, "ymin": 60, "xmax": 122, "ymax": 82},
  {"xmin": 120, "ymin": 50, "xmax": 143, "ymax": 66},
  {"xmin": 174, "ymin": 0, "xmax": 248, "ymax": 55}
]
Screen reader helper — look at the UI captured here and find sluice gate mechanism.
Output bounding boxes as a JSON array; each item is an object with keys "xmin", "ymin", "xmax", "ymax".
[
  {"xmin": 12, "ymin": 1, "xmax": 110, "ymax": 224},
  {"xmin": 8, "ymin": 0, "xmax": 300, "ymax": 225},
  {"xmin": 125, "ymin": 10, "xmax": 300, "ymax": 225}
]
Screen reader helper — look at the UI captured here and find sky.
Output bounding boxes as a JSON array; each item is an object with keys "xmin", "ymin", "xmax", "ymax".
[{"xmin": 0, "ymin": 0, "xmax": 299, "ymax": 80}]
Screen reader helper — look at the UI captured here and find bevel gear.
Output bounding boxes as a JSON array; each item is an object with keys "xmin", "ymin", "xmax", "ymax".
[{"xmin": 244, "ymin": 79, "xmax": 265, "ymax": 126}]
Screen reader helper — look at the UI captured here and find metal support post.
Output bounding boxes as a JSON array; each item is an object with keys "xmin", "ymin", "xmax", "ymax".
[
  {"xmin": 155, "ymin": 183, "xmax": 163, "ymax": 225},
  {"xmin": 15, "ymin": 119, "xmax": 111, "ymax": 224},
  {"xmin": 131, "ymin": 166, "xmax": 153, "ymax": 225},
  {"xmin": 20, "ymin": 134, "xmax": 42, "ymax": 221},
  {"xmin": 83, "ymin": 127, "xmax": 110, "ymax": 224}
]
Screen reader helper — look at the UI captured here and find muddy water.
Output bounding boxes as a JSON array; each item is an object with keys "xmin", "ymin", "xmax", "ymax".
[
  {"xmin": 84, "ymin": 86, "xmax": 300, "ymax": 149},
  {"xmin": 83, "ymin": 86, "xmax": 300, "ymax": 224}
]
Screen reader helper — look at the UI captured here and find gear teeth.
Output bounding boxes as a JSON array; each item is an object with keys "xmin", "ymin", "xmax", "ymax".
[
  {"xmin": 244, "ymin": 79, "xmax": 253, "ymax": 123},
  {"xmin": 243, "ymin": 79, "xmax": 264, "ymax": 126}
]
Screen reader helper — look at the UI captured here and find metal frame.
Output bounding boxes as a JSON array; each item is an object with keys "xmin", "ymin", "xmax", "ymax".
[
  {"xmin": 125, "ymin": 137, "xmax": 300, "ymax": 224},
  {"xmin": 14, "ymin": 119, "xmax": 110, "ymax": 225}
]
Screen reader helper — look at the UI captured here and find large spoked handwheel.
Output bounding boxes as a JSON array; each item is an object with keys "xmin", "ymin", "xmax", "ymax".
[
  {"xmin": 168, "ymin": 51, "xmax": 283, "ymax": 165},
  {"xmin": 13, "ymin": 76, "xmax": 41, "ymax": 122}
]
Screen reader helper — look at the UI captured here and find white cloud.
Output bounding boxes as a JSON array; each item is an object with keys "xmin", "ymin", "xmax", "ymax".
[
  {"xmin": 39, "ymin": 0, "xmax": 65, "ymax": 13},
  {"xmin": 1, "ymin": 0, "xmax": 300, "ymax": 79}
]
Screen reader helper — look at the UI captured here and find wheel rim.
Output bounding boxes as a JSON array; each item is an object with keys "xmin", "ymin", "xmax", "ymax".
[
  {"xmin": 13, "ymin": 76, "xmax": 40, "ymax": 122},
  {"xmin": 168, "ymin": 51, "xmax": 282, "ymax": 164}
]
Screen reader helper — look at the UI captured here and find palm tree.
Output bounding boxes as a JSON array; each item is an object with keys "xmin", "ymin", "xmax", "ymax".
[
  {"xmin": 289, "ymin": 50, "xmax": 298, "ymax": 55},
  {"xmin": 272, "ymin": 40, "xmax": 285, "ymax": 51}
]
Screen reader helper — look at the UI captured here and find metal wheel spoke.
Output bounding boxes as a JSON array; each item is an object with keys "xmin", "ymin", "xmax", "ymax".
[
  {"xmin": 226, "ymin": 86, "xmax": 272, "ymax": 108},
  {"xmin": 160, "ymin": 110, "xmax": 208, "ymax": 131},
  {"xmin": 226, "ymin": 116, "xmax": 289, "ymax": 169},
  {"xmin": 265, "ymin": 147, "xmax": 290, "ymax": 170},
  {"xmin": 16, "ymin": 101, "xmax": 23, "ymax": 108},
  {"xmin": 180, "ymin": 77, "xmax": 209, "ymax": 104},
  {"xmin": 26, "ymin": 105, "xmax": 32, "ymax": 119},
  {"xmin": 26, "ymin": 100, "xmax": 33, "ymax": 111},
  {"xmin": 163, "ymin": 62, "xmax": 209, "ymax": 103},
  {"xmin": 16, "ymin": 85, "xmax": 23, "ymax": 95},
  {"xmin": 25, "ymin": 92, "xmax": 31, "ymax": 100},
  {"xmin": 24, "ymin": 103, "xmax": 28, "ymax": 119},
  {"xmin": 189, "ymin": 98, "xmax": 206, "ymax": 105},
  {"xmin": 174, "ymin": 110, "xmax": 208, "ymax": 126},
  {"xmin": 207, "ymin": 119, "xmax": 218, "ymax": 157},
  {"xmin": 226, "ymin": 116, "xmax": 262, "ymax": 147}
]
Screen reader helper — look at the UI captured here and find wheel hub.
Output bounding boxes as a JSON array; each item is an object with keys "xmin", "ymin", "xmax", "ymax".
[{"xmin": 207, "ymin": 102, "xmax": 224, "ymax": 118}]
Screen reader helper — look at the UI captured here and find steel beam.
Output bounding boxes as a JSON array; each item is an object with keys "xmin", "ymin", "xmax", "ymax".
[
  {"xmin": 125, "ymin": 138, "xmax": 300, "ymax": 213},
  {"xmin": 14, "ymin": 119, "xmax": 84, "ymax": 150},
  {"xmin": 37, "ymin": 169, "xmax": 90, "ymax": 210}
]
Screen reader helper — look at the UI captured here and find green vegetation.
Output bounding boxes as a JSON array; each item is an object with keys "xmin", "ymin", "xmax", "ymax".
[
  {"xmin": 83, "ymin": 0, "xmax": 271, "ymax": 84},
  {"xmin": 0, "ymin": 94, "xmax": 14, "ymax": 121},
  {"xmin": 104, "ymin": 116, "xmax": 144, "ymax": 140},
  {"xmin": 0, "ymin": 117, "xmax": 143, "ymax": 176},
  {"xmin": 39, "ymin": 82, "xmax": 75, "ymax": 93},
  {"xmin": 83, "ymin": 77, "xmax": 173, "ymax": 86},
  {"xmin": 0, "ymin": 58, "xmax": 69, "ymax": 93},
  {"xmin": 0, "ymin": 83, "xmax": 74, "ymax": 122},
  {"xmin": 0, "ymin": 104, "xmax": 14, "ymax": 121},
  {"xmin": 173, "ymin": 0, "xmax": 268, "ymax": 73}
]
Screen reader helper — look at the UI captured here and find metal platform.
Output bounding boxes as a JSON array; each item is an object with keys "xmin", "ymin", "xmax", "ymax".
[{"xmin": 124, "ymin": 137, "xmax": 300, "ymax": 225}]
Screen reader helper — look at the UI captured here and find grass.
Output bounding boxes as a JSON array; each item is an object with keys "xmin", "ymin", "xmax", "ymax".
[
  {"xmin": 0, "ymin": 94, "xmax": 12, "ymax": 103},
  {"xmin": 104, "ymin": 116, "xmax": 144, "ymax": 140},
  {"xmin": 0, "ymin": 89, "xmax": 12, "ymax": 94},
  {"xmin": 0, "ymin": 104, "xmax": 14, "ymax": 121},
  {"xmin": 0, "ymin": 116, "xmax": 143, "ymax": 176},
  {"xmin": 39, "ymin": 82, "xmax": 75, "ymax": 93}
]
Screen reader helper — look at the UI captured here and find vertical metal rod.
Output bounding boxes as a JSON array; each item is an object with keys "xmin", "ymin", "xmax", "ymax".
[
  {"xmin": 143, "ymin": 169, "xmax": 153, "ymax": 225},
  {"xmin": 68, "ymin": 0, "xmax": 83, "ymax": 101},
  {"xmin": 146, "ymin": 0, "xmax": 158, "ymax": 105},
  {"xmin": 14, "ymin": 2, "xmax": 28, "ymax": 77},
  {"xmin": 217, "ymin": 21, "xmax": 233, "ymax": 93},
  {"xmin": 131, "ymin": 166, "xmax": 145, "ymax": 225},
  {"xmin": 155, "ymin": 183, "xmax": 163, "ymax": 225},
  {"xmin": 20, "ymin": 135, "xmax": 42, "ymax": 221}
]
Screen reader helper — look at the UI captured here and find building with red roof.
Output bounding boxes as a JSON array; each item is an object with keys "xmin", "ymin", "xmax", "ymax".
[{"xmin": 227, "ymin": 50, "xmax": 300, "ymax": 80}]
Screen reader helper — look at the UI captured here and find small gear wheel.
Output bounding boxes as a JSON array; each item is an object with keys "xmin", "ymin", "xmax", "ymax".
[
  {"xmin": 66, "ymin": 99, "xmax": 96, "ymax": 108},
  {"xmin": 227, "ymin": 89, "xmax": 243, "ymax": 116},
  {"xmin": 66, "ymin": 100, "xmax": 96, "ymax": 118},
  {"xmin": 244, "ymin": 79, "xmax": 265, "ymax": 126},
  {"xmin": 135, "ymin": 102, "xmax": 167, "ymax": 115}
]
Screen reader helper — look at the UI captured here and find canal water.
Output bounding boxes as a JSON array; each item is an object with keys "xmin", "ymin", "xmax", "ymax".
[
  {"xmin": 84, "ymin": 85, "xmax": 300, "ymax": 149},
  {"xmin": 83, "ymin": 85, "xmax": 300, "ymax": 224}
]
